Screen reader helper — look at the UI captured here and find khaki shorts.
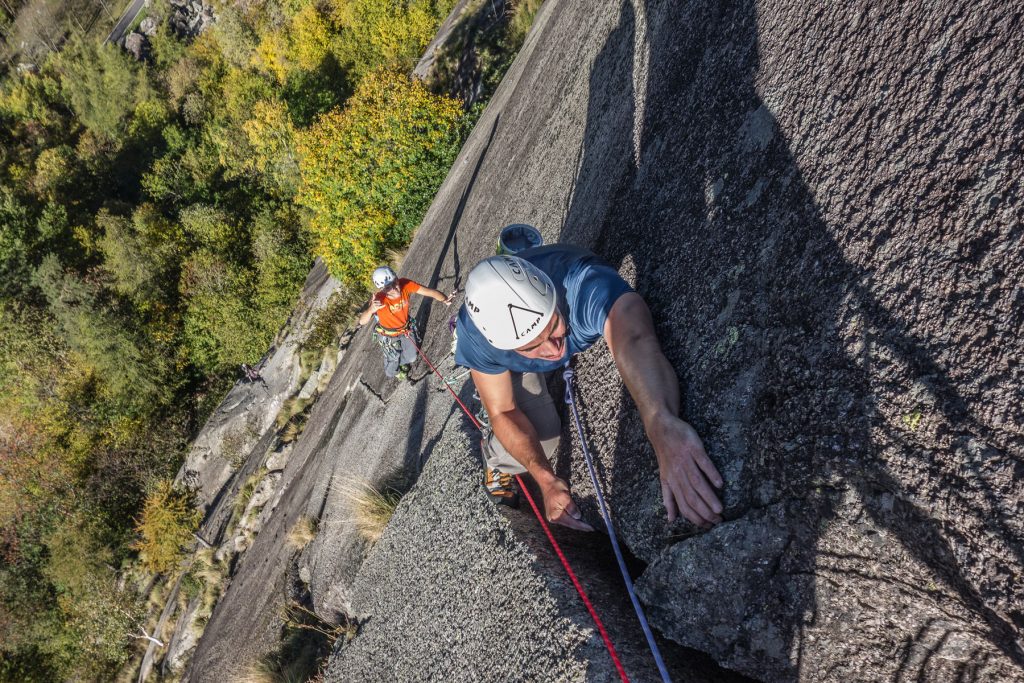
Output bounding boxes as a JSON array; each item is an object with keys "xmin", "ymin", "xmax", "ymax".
[{"xmin": 483, "ymin": 372, "xmax": 561, "ymax": 474}]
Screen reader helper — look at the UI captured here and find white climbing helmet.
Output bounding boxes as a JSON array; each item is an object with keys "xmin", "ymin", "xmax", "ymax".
[
  {"xmin": 372, "ymin": 266, "xmax": 397, "ymax": 290},
  {"xmin": 464, "ymin": 255, "xmax": 557, "ymax": 350}
]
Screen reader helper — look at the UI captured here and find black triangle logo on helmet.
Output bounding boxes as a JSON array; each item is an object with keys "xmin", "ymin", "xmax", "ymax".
[{"xmin": 508, "ymin": 304, "xmax": 544, "ymax": 341}]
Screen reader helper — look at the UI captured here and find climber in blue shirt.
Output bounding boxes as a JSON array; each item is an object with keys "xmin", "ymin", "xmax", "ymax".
[{"xmin": 455, "ymin": 243, "xmax": 723, "ymax": 530}]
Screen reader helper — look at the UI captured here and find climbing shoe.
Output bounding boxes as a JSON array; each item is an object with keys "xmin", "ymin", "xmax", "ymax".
[
  {"xmin": 395, "ymin": 366, "xmax": 408, "ymax": 381},
  {"xmin": 484, "ymin": 467, "xmax": 518, "ymax": 506}
]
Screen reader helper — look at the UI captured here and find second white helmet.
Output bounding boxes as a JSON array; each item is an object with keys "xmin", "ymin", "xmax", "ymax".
[
  {"xmin": 464, "ymin": 255, "xmax": 557, "ymax": 350},
  {"xmin": 372, "ymin": 266, "xmax": 397, "ymax": 290}
]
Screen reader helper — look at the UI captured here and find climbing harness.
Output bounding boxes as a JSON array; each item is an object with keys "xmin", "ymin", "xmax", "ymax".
[
  {"xmin": 373, "ymin": 318, "xmax": 419, "ymax": 365},
  {"xmin": 405, "ymin": 331, "xmax": 659, "ymax": 683},
  {"xmin": 375, "ymin": 335, "xmax": 402, "ymax": 364},
  {"xmin": 373, "ymin": 317, "xmax": 417, "ymax": 338},
  {"xmin": 563, "ymin": 365, "xmax": 672, "ymax": 683}
]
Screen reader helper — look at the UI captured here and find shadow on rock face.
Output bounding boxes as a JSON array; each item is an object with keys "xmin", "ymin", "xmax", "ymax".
[{"xmin": 558, "ymin": 0, "xmax": 1023, "ymax": 679}]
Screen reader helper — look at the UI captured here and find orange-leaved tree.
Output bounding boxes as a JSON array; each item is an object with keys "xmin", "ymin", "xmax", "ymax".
[{"xmin": 132, "ymin": 480, "xmax": 203, "ymax": 575}]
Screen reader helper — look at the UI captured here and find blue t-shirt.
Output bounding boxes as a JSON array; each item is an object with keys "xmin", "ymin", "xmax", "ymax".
[{"xmin": 455, "ymin": 245, "xmax": 633, "ymax": 374}]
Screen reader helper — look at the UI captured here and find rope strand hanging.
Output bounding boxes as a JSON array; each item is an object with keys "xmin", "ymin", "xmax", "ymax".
[
  {"xmin": 563, "ymin": 365, "xmax": 672, "ymax": 683},
  {"xmin": 405, "ymin": 333, "xmax": 631, "ymax": 682}
]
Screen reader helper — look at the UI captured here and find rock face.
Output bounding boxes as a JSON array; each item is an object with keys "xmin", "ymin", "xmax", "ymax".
[
  {"xmin": 413, "ymin": 0, "xmax": 511, "ymax": 106},
  {"xmin": 168, "ymin": 0, "xmax": 215, "ymax": 38},
  {"xmin": 139, "ymin": 17, "xmax": 158, "ymax": 37},
  {"xmin": 123, "ymin": 32, "xmax": 146, "ymax": 61},
  {"xmin": 175, "ymin": 260, "xmax": 337, "ymax": 513},
  {"xmin": 185, "ymin": 0, "xmax": 1022, "ymax": 681},
  {"xmin": 551, "ymin": 0, "xmax": 1023, "ymax": 679},
  {"xmin": 324, "ymin": 430, "xmax": 596, "ymax": 682}
]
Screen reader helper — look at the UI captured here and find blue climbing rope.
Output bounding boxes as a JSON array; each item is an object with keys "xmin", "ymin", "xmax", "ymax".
[{"xmin": 562, "ymin": 364, "xmax": 673, "ymax": 683}]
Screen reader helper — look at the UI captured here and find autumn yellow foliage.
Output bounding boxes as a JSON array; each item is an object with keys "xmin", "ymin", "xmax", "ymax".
[
  {"xmin": 329, "ymin": 0, "xmax": 454, "ymax": 79},
  {"xmin": 242, "ymin": 98, "xmax": 298, "ymax": 182},
  {"xmin": 133, "ymin": 480, "xmax": 203, "ymax": 575},
  {"xmin": 291, "ymin": 4, "xmax": 334, "ymax": 71},
  {"xmin": 252, "ymin": 3, "xmax": 335, "ymax": 84},
  {"xmin": 296, "ymin": 69, "xmax": 464, "ymax": 284}
]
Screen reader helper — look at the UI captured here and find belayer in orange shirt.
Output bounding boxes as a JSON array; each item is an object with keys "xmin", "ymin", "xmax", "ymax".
[{"xmin": 357, "ymin": 266, "xmax": 454, "ymax": 380}]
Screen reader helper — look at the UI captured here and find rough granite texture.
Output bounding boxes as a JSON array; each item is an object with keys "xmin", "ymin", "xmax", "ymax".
[
  {"xmin": 185, "ymin": 0, "xmax": 1022, "ymax": 680},
  {"xmin": 325, "ymin": 427, "xmax": 742, "ymax": 682},
  {"xmin": 324, "ymin": 429, "xmax": 595, "ymax": 683},
  {"xmin": 175, "ymin": 259, "xmax": 337, "ymax": 513}
]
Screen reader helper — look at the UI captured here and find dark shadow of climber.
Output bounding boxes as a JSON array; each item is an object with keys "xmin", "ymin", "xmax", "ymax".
[{"xmin": 559, "ymin": 0, "xmax": 1023, "ymax": 680}]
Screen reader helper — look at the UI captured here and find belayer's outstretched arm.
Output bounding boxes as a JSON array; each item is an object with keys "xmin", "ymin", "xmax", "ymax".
[
  {"xmin": 604, "ymin": 293, "xmax": 724, "ymax": 527},
  {"xmin": 415, "ymin": 286, "xmax": 455, "ymax": 305}
]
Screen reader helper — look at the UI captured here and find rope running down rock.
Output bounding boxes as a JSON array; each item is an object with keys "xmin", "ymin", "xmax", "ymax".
[{"xmin": 406, "ymin": 331, "xmax": 633, "ymax": 682}]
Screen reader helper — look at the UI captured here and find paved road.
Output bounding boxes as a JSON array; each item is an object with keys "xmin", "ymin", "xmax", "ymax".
[{"xmin": 104, "ymin": 0, "xmax": 146, "ymax": 45}]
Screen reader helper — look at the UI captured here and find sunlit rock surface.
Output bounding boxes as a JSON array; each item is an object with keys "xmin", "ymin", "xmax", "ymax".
[{"xmin": 183, "ymin": 1, "xmax": 1022, "ymax": 681}]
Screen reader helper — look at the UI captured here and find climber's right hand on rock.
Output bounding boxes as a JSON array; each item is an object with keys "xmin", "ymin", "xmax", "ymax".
[{"xmin": 541, "ymin": 477, "xmax": 593, "ymax": 532}]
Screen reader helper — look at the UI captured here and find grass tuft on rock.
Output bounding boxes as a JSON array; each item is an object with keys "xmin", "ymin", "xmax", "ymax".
[
  {"xmin": 276, "ymin": 395, "xmax": 314, "ymax": 432},
  {"xmin": 193, "ymin": 547, "xmax": 229, "ymax": 617},
  {"xmin": 300, "ymin": 288, "xmax": 364, "ymax": 359},
  {"xmin": 238, "ymin": 602, "xmax": 354, "ymax": 683},
  {"xmin": 336, "ymin": 476, "xmax": 406, "ymax": 544},
  {"xmin": 230, "ymin": 467, "xmax": 269, "ymax": 533},
  {"xmin": 286, "ymin": 515, "xmax": 319, "ymax": 551}
]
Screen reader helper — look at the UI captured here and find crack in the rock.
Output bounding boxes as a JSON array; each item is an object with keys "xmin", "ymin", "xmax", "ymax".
[
  {"xmin": 769, "ymin": 534, "xmax": 796, "ymax": 579},
  {"xmin": 359, "ymin": 379, "xmax": 388, "ymax": 405},
  {"xmin": 787, "ymin": 564, "xmax": 1013, "ymax": 637}
]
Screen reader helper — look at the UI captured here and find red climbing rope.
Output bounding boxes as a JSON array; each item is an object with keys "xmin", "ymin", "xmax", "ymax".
[
  {"xmin": 406, "ymin": 332, "xmax": 483, "ymax": 433},
  {"xmin": 406, "ymin": 332, "xmax": 631, "ymax": 682},
  {"xmin": 516, "ymin": 476, "xmax": 631, "ymax": 683}
]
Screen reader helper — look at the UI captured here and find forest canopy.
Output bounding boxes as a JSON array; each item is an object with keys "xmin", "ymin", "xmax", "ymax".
[{"xmin": 0, "ymin": 0, "xmax": 528, "ymax": 677}]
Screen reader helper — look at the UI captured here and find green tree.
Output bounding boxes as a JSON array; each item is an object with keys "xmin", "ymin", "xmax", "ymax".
[
  {"xmin": 56, "ymin": 37, "xmax": 153, "ymax": 140},
  {"xmin": 96, "ymin": 204, "xmax": 183, "ymax": 307},
  {"xmin": 180, "ymin": 249, "xmax": 264, "ymax": 371},
  {"xmin": 0, "ymin": 507, "xmax": 66, "ymax": 680},
  {"xmin": 251, "ymin": 206, "xmax": 311, "ymax": 330},
  {"xmin": 0, "ymin": 67, "xmax": 67, "ymax": 143},
  {"xmin": 142, "ymin": 126, "xmax": 221, "ymax": 206},
  {"xmin": 1, "ymin": 507, "xmax": 144, "ymax": 680},
  {"xmin": 0, "ymin": 187, "xmax": 33, "ymax": 296},
  {"xmin": 209, "ymin": 5, "xmax": 260, "ymax": 69},
  {"xmin": 0, "ymin": 302, "xmax": 70, "ymax": 526},
  {"xmin": 30, "ymin": 144, "xmax": 73, "ymax": 200},
  {"xmin": 32, "ymin": 254, "xmax": 165, "ymax": 409},
  {"xmin": 0, "ymin": 645, "xmax": 62, "ymax": 682},
  {"xmin": 296, "ymin": 69, "xmax": 464, "ymax": 283},
  {"xmin": 180, "ymin": 203, "xmax": 247, "ymax": 253},
  {"xmin": 41, "ymin": 511, "xmax": 143, "ymax": 676},
  {"xmin": 34, "ymin": 201, "xmax": 80, "ymax": 268}
]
